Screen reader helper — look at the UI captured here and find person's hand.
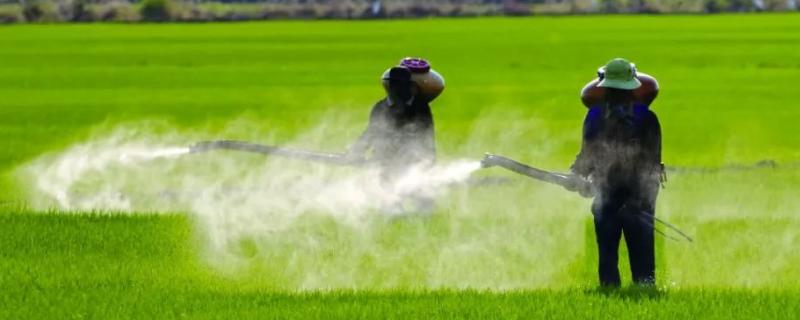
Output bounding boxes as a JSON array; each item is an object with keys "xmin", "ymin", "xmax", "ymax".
[
  {"xmin": 566, "ymin": 174, "xmax": 594, "ymax": 198},
  {"xmin": 577, "ymin": 175, "xmax": 595, "ymax": 198},
  {"xmin": 577, "ymin": 182, "xmax": 594, "ymax": 198}
]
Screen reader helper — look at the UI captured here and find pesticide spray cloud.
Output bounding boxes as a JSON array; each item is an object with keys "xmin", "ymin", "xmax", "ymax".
[
  {"xmin": 11, "ymin": 112, "xmax": 595, "ymax": 290},
  {"xmin": 33, "ymin": 141, "xmax": 190, "ymax": 211},
  {"xmin": 16, "ymin": 121, "xmax": 484, "ymax": 263}
]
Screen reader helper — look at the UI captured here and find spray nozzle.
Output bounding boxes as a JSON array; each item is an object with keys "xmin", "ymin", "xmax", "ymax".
[
  {"xmin": 188, "ymin": 141, "xmax": 215, "ymax": 154},
  {"xmin": 481, "ymin": 153, "xmax": 500, "ymax": 168}
]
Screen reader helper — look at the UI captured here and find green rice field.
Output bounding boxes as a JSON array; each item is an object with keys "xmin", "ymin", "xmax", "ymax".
[{"xmin": 1, "ymin": 14, "xmax": 800, "ymax": 318}]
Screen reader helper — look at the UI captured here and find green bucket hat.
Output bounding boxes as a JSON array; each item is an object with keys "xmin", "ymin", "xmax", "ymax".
[{"xmin": 598, "ymin": 58, "xmax": 641, "ymax": 90}]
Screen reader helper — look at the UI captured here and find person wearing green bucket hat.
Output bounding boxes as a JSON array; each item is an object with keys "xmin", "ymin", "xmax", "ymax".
[
  {"xmin": 597, "ymin": 58, "xmax": 642, "ymax": 90},
  {"xmin": 570, "ymin": 58, "xmax": 665, "ymax": 287}
]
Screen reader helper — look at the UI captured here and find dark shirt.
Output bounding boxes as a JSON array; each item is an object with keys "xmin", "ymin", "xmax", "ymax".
[
  {"xmin": 350, "ymin": 98, "xmax": 435, "ymax": 173},
  {"xmin": 572, "ymin": 103, "xmax": 662, "ymax": 195}
]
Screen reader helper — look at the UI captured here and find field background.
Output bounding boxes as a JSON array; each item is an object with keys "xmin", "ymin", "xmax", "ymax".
[{"xmin": 2, "ymin": 15, "xmax": 800, "ymax": 318}]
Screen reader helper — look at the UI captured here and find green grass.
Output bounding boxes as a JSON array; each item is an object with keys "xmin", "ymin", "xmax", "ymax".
[
  {"xmin": 1, "ymin": 14, "xmax": 800, "ymax": 318},
  {"xmin": 2, "ymin": 213, "xmax": 799, "ymax": 319}
]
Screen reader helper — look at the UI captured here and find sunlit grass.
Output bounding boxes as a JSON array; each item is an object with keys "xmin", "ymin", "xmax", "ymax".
[{"xmin": 1, "ymin": 14, "xmax": 799, "ymax": 318}]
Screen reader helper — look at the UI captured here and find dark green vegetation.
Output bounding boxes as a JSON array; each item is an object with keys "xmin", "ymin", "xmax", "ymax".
[
  {"xmin": 2, "ymin": 15, "xmax": 800, "ymax": 318},
  {"xmin": 2, "ymin": 0, "xmax": 796, "ymax": 24}
]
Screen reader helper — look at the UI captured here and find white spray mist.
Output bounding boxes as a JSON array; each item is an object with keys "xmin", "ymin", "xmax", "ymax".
[{"xmin": 15, "ymin": 122, "xmax": 486, "ymax": 261}]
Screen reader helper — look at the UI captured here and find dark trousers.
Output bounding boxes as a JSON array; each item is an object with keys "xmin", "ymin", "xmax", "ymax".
[{"xmin": 592, "ymin": 192, "xmax": 656, "ymax": 287}]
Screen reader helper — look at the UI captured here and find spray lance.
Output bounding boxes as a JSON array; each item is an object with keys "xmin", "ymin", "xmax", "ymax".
[
  {"xmin": 480, "ymin": 153, "xmax": 692, "ymax": 242},
  {"xmin": 188, "ymin": 140, "xmax": 369, "ymax": 166},
  {"xmin": 481, "ymin": 153, "xmax": 594, "ymax": 198}
]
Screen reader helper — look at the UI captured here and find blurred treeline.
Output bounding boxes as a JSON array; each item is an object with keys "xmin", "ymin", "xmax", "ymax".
[{"xmin": 0, "ymin": 0, "xmax": 797, "ymax": 23}]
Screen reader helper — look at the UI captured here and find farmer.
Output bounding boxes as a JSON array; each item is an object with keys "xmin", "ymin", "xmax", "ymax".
[
  {"xmin": 570, "ymin": 58, "xmax": 663, "ymax": 287},
  {"xmin": 346, "ymin": 58, "xmax": 445, "ymax": 213}
]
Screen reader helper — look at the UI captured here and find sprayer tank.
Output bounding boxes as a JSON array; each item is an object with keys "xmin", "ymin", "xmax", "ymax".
[{"xmin": 381, "ymin": 57, "xmax": 445, "ymax": 103}]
